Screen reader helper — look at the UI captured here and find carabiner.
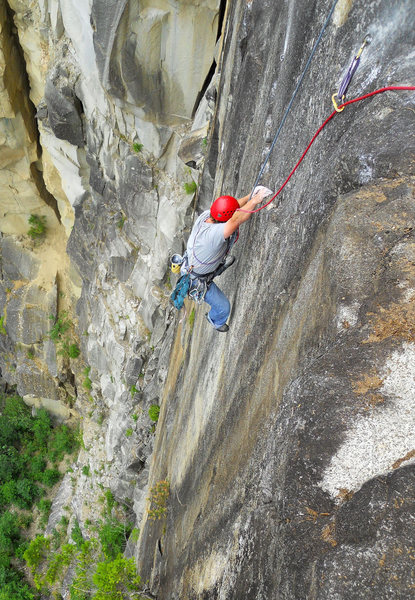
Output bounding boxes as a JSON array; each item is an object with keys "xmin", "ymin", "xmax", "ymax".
[{"xmin": 332, "ymin": 93, "xmax": 345, "ymax": 113}]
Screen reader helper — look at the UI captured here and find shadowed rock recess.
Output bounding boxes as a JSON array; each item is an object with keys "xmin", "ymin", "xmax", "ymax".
[{"xmin": 0, "ymin": 0, "xmax": 414, "ymax": 598}]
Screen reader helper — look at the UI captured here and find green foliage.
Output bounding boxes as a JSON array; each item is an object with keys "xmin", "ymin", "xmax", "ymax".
[
  {"xmin": 44, "ymin": 543, "xmax": 76, "ymax": 586},
  {"xmin": 0, "ymin": 391, "xmax": 79, "ymax": 599},
  {"xmin": 0, "ymin": 511, "xmax": 20, "ymax": 555},
  {"xmin": 48, "ymin": 313, "xmax": 80, "ymax": 360},
  {"xmin": 148, "ymin": 404, "xmax": 160, "ymax": 423},
  {"xmin": 0, "ymin": 447, "xmax": 23, "ymax": 482},
  {"xmin": 59, "ymin": 342, "xmax": 80, "ymax": 359},
  {"xmin": 25, "ymin": 513, "xmax": 139, "ymax": 599},
  {"xmin": 104, "ymin": 490, "xmax": 116, "ymax": 515},
  {"xmin": 92, "ymin": 554, "xmax": 141, "ymax": 599},
  {"xmin": 0, "ymin": 316, "xmax": 6, "ymax": 335},
  {"xmin": 201, "ymin": 136, "xmax": 208, "ymax": 147},
  {"xmin": 48, "ymin": 425, "xmax": 78, "ymax": 462},
  {"xmin": 184, "ymin": 180, "xmax": 197, "ymax": 194},
  {"xmin": 32, "ymin": 409, "xmax": 52, "ymax": 448},
  {"xmin": 71, "ymin": 521, "xmax": 84, "ymax": 550},
  {"xmin": 132, "ymin": 413, "xmax": 138, "ymax": 422},
  {"xmin": 82, "ymin": 465, "xmax": 90, "ymax": 477},
  {"xmin": 48, "ymin": 313, "xmax": 71, "ymax": 342},
  {"xmin": 132, "ymin": 142, "xmax": 143, "ymax": 153},
  {"xmin": 0, "ymin": 479, "xmax": 41, "ymax": 510},
  {"xmin": 130, "ymin": 528, "xmax": 140, "ymax": 543},
  {"xmin": 130, "ymin": 384, "xmax": 138, "ymax": 397},
  {"xmin": 27, "ymin": 214, "xmax": 46, "ymax": 240},
  {"xmin": 40, "ymin": 469, "xmax": 61, "ymax": 487},
  {"xmin": 0, "ymin": 565, "xmax": 37, "ymax": 600},
  {"xmin": 125, "ymin": 428, "xmax": 133, "ymax": 438},
  {"xmin": 37, "ymin": 499, "xmax": 52, "ymax": 528},
  {"xmin": 98, "ymin": 520, "xmax": 128, "ymax": 560},
  {"xmin": 24, "ymin": 535, "xmax": 51, "ymax": 573},
  {"xmin": 147, "ymin": 480, "xmax": 169, "ymax": 520},
  {"xmin": 2, "ymin": 395, "xmax": 33, "ymax": 432}
]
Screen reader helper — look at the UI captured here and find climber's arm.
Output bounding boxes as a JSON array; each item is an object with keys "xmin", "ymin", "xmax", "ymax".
[{"xmin": 223, "ymin": 187, "xmax": 272, "ymax": 239}]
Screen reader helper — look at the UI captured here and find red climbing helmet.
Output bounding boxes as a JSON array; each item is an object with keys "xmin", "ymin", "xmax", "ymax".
[{"xmin": 210, "ymin": 196, "xmax": 240, "ymax": 222}]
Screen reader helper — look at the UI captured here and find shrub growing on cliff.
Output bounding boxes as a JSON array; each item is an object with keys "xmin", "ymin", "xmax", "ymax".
[
  {"xmin": 27, "ymin": 214, "xmax": 46, "ymax": 240},
  {"xmin": 59, "ymin": 341, "xmax": 80, "ymax": 359},
  {"xmin": 25, "ymin": 491, "xmax": 140, "ymax": 599},
  {"xmin": 48, "ymin": 313, "xmax": 80, "ymax": 360},
  {"xmin": 148, "ymin": 404, "xmax": 160, "ymax": 423},
  {"xmin": 147, "ymin": 480, "xmax": 169, "ymax": 520}
]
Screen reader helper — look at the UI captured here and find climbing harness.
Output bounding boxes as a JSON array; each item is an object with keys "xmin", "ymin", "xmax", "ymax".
[
  {"xmin": 239, "ymin": 86, "xmax": 415, "ymax": 215},
  {"xmin": 188, "ymin": 278, "xmax": 208, "ymax": 304},
  {"xmin": 332, "ymin": 35, "xmax": 371, "ymax": 112}
]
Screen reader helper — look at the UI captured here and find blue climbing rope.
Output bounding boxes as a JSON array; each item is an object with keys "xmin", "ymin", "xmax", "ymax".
[{"xmin": 249, "ymin": 0, "xmax": 340, "ymax": 200}]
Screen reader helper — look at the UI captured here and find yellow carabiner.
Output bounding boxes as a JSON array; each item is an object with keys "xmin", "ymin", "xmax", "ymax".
[
  {"xmin": 356, "ymin": 36, "xmax": 369, "ymax": 60},
  {"xmin": 332, "ymin": 93, "xmax": 345, "ymax": 113}
]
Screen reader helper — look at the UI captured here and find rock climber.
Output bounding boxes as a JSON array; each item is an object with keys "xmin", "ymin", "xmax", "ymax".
[{"xmin": 183, "ymin": 186, "xmax": 273, "ymax": 332}]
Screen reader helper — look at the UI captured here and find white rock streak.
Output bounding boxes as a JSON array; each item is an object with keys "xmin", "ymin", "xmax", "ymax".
[{"xmin": 320, "ymin": 342, "xmax": 415, "ymax": 498}]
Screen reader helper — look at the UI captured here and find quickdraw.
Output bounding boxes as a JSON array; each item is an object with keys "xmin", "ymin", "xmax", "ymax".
[
  {"xmin": 332, "ymin": 35, "xmax": 371, "ymax": 112},
  {"xmin": 238, "ymin": 86, "xmax": 415, "ymax": 215}
]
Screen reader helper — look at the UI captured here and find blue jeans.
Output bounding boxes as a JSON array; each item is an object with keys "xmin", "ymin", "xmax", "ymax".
[{"xmin": 204, "ymin": 282, "xmax": 230, "ymax": 328}]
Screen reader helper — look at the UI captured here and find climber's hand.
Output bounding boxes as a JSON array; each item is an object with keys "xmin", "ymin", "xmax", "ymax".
[{"xmin": 252, "ymin": 186, "xmax": 273, "ymax": 204}]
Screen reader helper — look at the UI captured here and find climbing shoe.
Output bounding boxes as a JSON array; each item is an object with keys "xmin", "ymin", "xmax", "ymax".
[{"xmin": 205, "ymin": 313, "xmax": 229, "ymax": 332}]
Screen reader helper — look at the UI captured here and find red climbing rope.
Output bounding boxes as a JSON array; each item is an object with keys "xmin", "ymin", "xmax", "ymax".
[{"xmin": 238, "ymin": 86, "xmax": 415, "ymax": 214}]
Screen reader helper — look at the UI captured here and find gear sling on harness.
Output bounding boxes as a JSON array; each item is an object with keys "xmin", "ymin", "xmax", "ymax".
[{"xmin": 170, "ymin": 273, "xmax": 191, "ymax": 310}]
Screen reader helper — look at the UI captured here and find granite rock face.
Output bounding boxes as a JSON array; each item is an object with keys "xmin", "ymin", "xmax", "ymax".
[
  {"xmin": 136, "ymin": 1, "xmax": 415, "ymax": 599},
  {"xmin": 1, "ymin": 0, "xmax": 222, "ymax": 582},
  {"xmin": 1, "ymin": 0, "xmax": 414, "ymax": 598}
]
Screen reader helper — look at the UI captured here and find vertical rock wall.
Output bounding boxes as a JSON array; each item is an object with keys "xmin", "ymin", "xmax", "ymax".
[
  {"xmin": 0, "ymin": 0, "xmax": 222, "ymax": 560},
  {"xmin": 136, "ymin": 1, "xmax": 415, "ymax": 598}
]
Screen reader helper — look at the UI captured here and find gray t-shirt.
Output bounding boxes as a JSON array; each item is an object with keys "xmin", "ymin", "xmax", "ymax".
[{"xmin": 186, "ymin": 210, "xmax": 231, "ymax": 275}]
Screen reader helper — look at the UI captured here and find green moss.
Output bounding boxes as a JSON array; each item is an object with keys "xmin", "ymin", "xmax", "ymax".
[
  {"xmin": 0, "ymin": 315, "xmax": 6, "ymax": 335},
  {"xmin": 184, "ymin": 180, "xmax": 197, "ymax": 194},
  {"xmin": 189, "ymin": 308, "xmax": 195, "ymax": 333},
  {"xmin": 148, "ymin": 404, "xmax": 160, "ymax": 423}
]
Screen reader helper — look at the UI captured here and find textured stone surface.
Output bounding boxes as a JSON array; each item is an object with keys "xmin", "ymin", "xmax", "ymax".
[
  {"xmin": 0, "ymin": 237, "xmax": 40, "ymax": 280},
  {"xmin": 2, "ymin": 0, "xmax": 414, "ymax": 598},
  {"xmin": 44, "ymin": 74, "xmax": 84, "ymax": 147},
  {"xmin": 136, "ymin": 1, "xmax": 415, "ymax": 598}
]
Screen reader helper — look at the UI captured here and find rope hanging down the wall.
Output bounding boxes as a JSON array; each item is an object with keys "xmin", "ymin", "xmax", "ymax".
[
  {"xmin": 238, "ymin": 86, "xmax": 415, "ymax": 214},
  {"xmin": 247, "ymin": 0, "xmax": 340, "ymax": 201}
]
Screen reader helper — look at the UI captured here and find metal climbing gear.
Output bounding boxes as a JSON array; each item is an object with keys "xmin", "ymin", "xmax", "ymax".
[
  {"xmin": 188, "ymin": 278, "xmax": 208, "ymax": 304},
  {"xmin": 238, "ymin": 87, "xmax": 415, "ymax": 215},
  {"xmin": 332, "ymin": 35, "xmax": 371, "ymax": 112},
  {"xmin": 170, "ymin": 253, "xmax": 184, "ymax": 274},
  {"xmin": 248, "ymin": 0, "xmax": 341, "ymax": 202}
]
